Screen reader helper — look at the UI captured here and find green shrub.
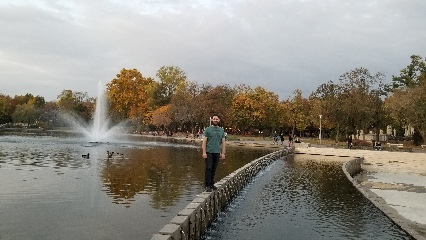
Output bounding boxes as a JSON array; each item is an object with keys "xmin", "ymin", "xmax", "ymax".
[{"xmin": 413, "ymin": 129, "xmax": 424, "ymax": 146}]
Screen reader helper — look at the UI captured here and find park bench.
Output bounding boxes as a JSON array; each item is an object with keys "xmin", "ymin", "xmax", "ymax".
[
  {"xmin": 383, "ymin": 143, "xmax": 412, "ymax": 152},
  {"xmin": 387, "ymin": 143, "xmax": 404, "ymax": 148},
  {"xmin": 350, "ymin": 145, "xmax": 371, "ymax": 150}
]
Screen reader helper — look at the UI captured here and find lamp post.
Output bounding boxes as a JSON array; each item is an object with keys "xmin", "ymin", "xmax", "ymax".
[{"xmin": 319, "ymin": 115, "xmax": 322, "ymax": 145}]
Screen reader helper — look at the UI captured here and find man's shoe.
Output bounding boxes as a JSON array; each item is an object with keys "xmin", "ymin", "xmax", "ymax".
[
  {"xmin": 205, "ymin": 186, "xmax": 212, "ymax": 192},
  {"xmin": 211, "ymin": 185, "xmax": 218, "ymax": 191}
]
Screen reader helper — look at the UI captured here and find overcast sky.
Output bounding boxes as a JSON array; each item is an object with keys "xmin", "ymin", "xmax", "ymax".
[{"xmin": 1, "ymin": 0, "xmax": 425, "ymax": 101}]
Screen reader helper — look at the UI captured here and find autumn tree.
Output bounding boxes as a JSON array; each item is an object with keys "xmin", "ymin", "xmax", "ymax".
[
  {"xmin": 57, "ymin": 90, "xmax": 91, "ymax": 111},
  {"xmin": 38, "ymin": 101, "xmax": 60, "ymax": 128},
  {"xmin": 386, "ymin": 77, "xmax": 426, "ymax": 144},
  {"xmin": 56, "ymin": 90, "xmax": 94, "ymax": 122},
  {"xmin": 384, "ymin": 90, "xmax": 410, "ymax": 137},
  {"xmin": 391, "ymin": 55, "xmax": 426, "ymax": 89},
  {"xmin": 32, "ymin": 95, "xmax": 46, "ymax": 108},
  {"xmin": 12, "ymin": 102, "xmax": 37, "ymax": 125},
  {"xmin": 254, "ymin": 87, "xmax": 281, "ymax": 132},
  {"xmin": 311, "ymin": 68, "xmax": 387, "ymax": 142},
  {"xmin": 286, "ymin": 90, "xmax": 312, "ymax": 136},
  {"xmin": 406, "ymin": 77, "xmax": 426, "ymax": 144},
  {"xmin": 0, "ymin": 94, "xmax": 12, "ymax": 124},
  {"xmin": 338, "ymin": 68, "xmax": 388, "ymax": 140},
  {"xmin": 230, "ymin": 94, "xmax": 254, "ymax": 134},
  {"xmin": 57, "ymin": 90, "xmax": 76, "ymax": 112},
  {"xmin": 276, "ymin": 100, "xmax": 292, "ymax": 132},
  {"xmin": 0, "ymin": 93, "xmax": 46, "ymax": 126},
  {"xmin": 19, "ymin": 93, "xmax": 44, "ymax": 105},
  {"xmin": 150, "ymin": 105, "xmax": 172, "ymax": 131},
  {"xmin": 230, "ymin": 86, "xmax": 280, "ymax": 134},
  {"xmin": 153, "ymin": 66, "xmax": 187, "ymax": 107},
  {"xmin": 5, "ymin": 95, "xmax": 29, "ymax": 123},
  {"xmin": 307, "ymin": 96, "xmax": 324, "ymax": 133},
  {"xmin": 106, "ymin": 68, "xmax": 155, "ymax": 125},
  {"xmin": 167, "ymin": 81, "xmax": 200, "ymax": 132},
  {"xmin": 368, "ymin": 87, "xmax": 389, "ymax": 142},
  {"xmin": 26, "ymin": 95, "xmax": 46, "ymax": 125},
  {"xmin": 386, "ymin": 55, "xmax": 426, "ymax": 144},
  {"xmin": 196, "ymin": 84, "xmax": 236, "ymax": 129},
  {"xmin": 311, "ymin": 82, "xmax": 345, "ymax": 142}
]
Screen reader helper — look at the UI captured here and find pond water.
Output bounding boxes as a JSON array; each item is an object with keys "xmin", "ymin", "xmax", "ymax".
[
  {"xmin": 203, "ymin": 154, "xmax": 414, "ymax": 240},
  {"xmin": 0, "ymin": 135, "xmax": 271, "ymax": 240}
]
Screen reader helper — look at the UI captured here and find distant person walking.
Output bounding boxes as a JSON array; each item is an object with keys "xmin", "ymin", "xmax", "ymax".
[
  {"xmin": 273, "ymin": 131, "xmax": 279, "ymax": 145},
  {"xmin": 347, "ymin": 135, "xmax": 353, "ymax": 149},
  {"xmin": 202, "ymin": 114, "xmax": 226, "ymax": 192},
  {"xmin": 288, "ymin": 134, "xmax": 293, "ymax": 147},
  {"xmin": 280, "ymin": 132, "xmax": 285, "ymax": 145}
]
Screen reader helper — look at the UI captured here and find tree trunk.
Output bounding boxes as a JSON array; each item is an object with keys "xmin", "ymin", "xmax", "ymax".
[
  {"xmin": 375, "ymin": 127, "xmax": 380, "ymax": 142},
  {"xmin": 419, "ymin": 129, "xmax": 426, "ymax": 145},
  {"xmin": 335, "ymin": 125, "xmax": 340, "ymax": 143}
]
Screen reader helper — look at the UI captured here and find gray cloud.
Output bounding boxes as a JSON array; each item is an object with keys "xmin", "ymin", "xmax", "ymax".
[{"xmin": 1, "ymin": 0, "xmax": 425, "ymax": 101}]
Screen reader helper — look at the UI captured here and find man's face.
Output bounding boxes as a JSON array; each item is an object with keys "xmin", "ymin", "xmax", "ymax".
[{"xmin": 211, "ymin": 116, "xmax": 220, "ymax": 126}]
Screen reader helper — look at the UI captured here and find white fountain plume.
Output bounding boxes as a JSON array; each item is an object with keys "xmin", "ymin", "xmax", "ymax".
[
  {"xmin": 88, "ymin": 80, "xmax": 111, "ymax": 142},
  {"xmin": 65, "ymin": 80, "xmax": 124, "ymax": 143}
]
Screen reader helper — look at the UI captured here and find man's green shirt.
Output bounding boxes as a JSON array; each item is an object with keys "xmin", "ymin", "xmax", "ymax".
[{"xmin": 204, "ymin": 126, "xmax": 225, "ymax": 153}]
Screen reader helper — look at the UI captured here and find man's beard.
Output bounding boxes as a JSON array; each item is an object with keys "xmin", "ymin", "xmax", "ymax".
[{"xmin": 212, "ymin": 121, "xmax": 219, "ymax": 126}]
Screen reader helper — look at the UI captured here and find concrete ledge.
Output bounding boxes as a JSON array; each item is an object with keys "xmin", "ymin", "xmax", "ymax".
[
  {"xmin": 158, "ymin": 224, "xmax": 181, "ymax": 239},
  {"xmin": 150, "ymin": 150, "xmax": 287, "ymax": 240},
  {"xmin": 151, "ymin": 234, "xmax": 173, "ymax": 240}
]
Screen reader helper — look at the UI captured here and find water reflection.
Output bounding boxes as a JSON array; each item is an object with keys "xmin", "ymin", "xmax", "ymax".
[
  {"xmin": 100, "ymin": 146, "xmax": 273, "ymax": 210},
  {"xmin": 100, "ymin": 147, "xmax": 197, "ymax": 209}
]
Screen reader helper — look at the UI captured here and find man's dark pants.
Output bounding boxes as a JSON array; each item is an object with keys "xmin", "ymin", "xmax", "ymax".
[{"xmin": 205, "ymin": 153, "xmax": 220, "ymax": 187}]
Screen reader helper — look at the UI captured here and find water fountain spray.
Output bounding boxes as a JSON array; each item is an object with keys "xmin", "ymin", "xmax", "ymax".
[{"xmin": 65, "ymin": 80, "xmax": 124, "ymax": 143}]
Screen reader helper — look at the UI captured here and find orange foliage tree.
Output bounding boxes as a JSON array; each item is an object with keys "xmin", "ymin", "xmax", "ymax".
[
  {"xmin": 106, "ymin": 68, "xmax": 155, "ymax": 125},
  {"xmin": 150, "ymin": 105, "xmax": 171, "ymax": 130},
  {"xmin": 230, "ymin": 86, "xmax": 280, "ymax": 134}
]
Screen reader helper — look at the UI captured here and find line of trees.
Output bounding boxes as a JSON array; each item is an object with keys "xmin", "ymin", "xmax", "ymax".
[{"xmin": 1, "ymin": 55, "xmax": 425, "ymax": 145}]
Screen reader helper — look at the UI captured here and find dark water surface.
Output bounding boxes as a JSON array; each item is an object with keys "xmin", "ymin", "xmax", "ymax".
[
  {"xmin": 0, "ymin": 135, "xmax": 271, "ymax": 240},
  {"xmin": 203, "ymin": 154, "xmax": 414, "ymax": 240}
]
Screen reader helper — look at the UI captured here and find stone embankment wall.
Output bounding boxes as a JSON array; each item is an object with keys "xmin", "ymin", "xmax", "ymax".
[
  {"xmin": 150, "ymin": 149, "xmax": 288, "ymax": 240},
  {"xmin": 341, "ymin": 156, "xmax": 363, "ymax": 178}
]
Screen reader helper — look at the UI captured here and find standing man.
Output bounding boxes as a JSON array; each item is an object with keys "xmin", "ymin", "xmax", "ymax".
[{"xmin": 202, "ymin": 114, "xmax": 226, "ymax": 192}]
